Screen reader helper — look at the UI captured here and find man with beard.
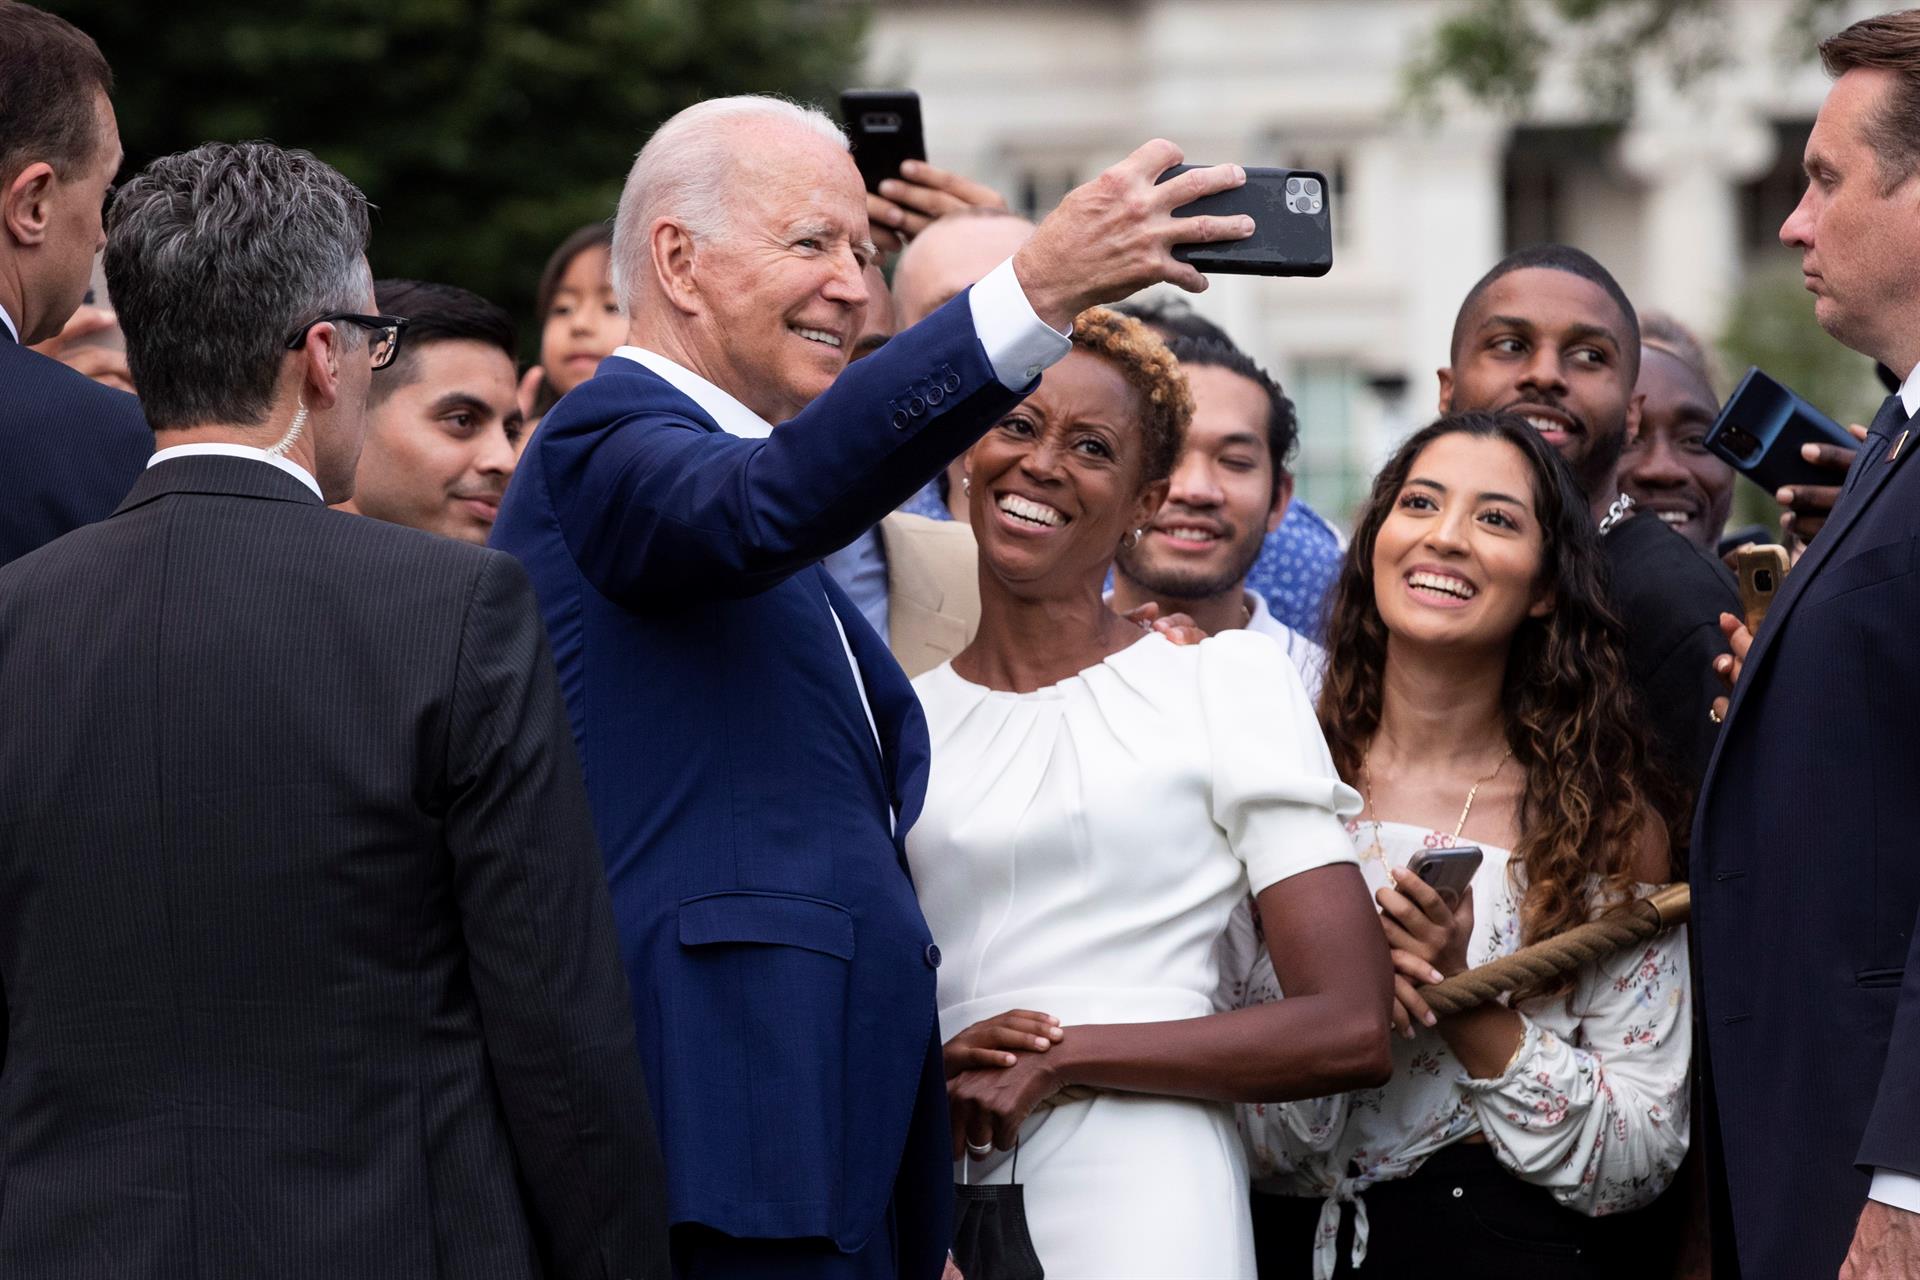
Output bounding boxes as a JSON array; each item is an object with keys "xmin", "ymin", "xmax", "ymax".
[
  {"xmin": 1439, "ymin": 243, "xmax": 1737, "ymax": 787},
  {"xmin": 1110, "ymin": 334, "xmax": 1324, "ymax": 696}
]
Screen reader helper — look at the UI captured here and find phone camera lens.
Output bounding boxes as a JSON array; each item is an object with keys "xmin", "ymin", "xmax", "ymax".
[
  {"xmin": 1754, "ymin": 569, "xmax": 1775, "ymax": 593},
  {"xmin": 1302, "ymin": 177, "xmax": 1323, "ymax": 199},
  {"xmin": 1285, "ymin": 177, "xmax": 1303, "ymax": 195}
]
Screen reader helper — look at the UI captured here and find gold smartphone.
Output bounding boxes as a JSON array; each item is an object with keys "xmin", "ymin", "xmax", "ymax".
[{"xmin": 1736, "ymin": 544, "xmax": 1792, "ymax": 634}]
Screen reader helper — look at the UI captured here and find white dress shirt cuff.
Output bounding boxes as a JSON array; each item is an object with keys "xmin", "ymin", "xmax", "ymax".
[
  {"xmin": 1870, "ymin": 1169, "xmax": 1920, "ymax": 1214},
  {"xmin": 967, "ymin": 257, "xmax": 1072, "ymax": 391}
]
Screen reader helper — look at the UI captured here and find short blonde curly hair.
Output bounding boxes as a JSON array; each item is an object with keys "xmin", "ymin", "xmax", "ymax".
[{"xmin": 1071, "ymin": 306, "xmax": 1192, "ymax": 489}]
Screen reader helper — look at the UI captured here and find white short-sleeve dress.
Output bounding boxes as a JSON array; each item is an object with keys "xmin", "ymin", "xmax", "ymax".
[{"xmin": 907, "ymin": 630, "xmax": 1361, "ymax": 1279}]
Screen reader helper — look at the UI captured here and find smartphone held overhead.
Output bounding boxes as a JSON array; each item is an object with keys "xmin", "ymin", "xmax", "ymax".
[
  {"xmin": 840, "ymin": 89, "xmax": 926, "ymax": 196},
  {"xmin": 1705, "ymin": 367, "xmax": 1857, "ymax": 494},
  {"xmin": 1155, "ymin": 164, "xmax": 1334, "ymax": 277}
]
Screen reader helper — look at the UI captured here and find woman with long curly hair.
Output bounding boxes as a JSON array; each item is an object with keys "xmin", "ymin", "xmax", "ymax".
[
  {"xmin": 908, "ymin": 309, "xmax": 1393, "ymax": 1279},
  {"xmin": 1236, "ymin": 411, "xmax": 1691, "ymax": 1280}
]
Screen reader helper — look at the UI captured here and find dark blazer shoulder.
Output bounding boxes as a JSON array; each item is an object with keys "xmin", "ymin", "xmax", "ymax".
[{"xmin": 0, "ymin": 337, "xmax": 148, "ymax": 426}]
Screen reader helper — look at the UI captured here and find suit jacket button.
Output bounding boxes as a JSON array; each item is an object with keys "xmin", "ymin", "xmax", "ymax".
[
  {"xmin": 944, "ymin": 372, "xmax": 962, "ymax": 393},
  {"xmin": 926, "ymin": 385, "xmax": 945, "ymax": 406},
  {"xmin": 908, "ymin": 395, "xmax": 926, "ymax": 416},
  {"xmin": 924, "ymin": 943, "xmax": 942, "ymax": 969},
  {"xmin": 891, "ymin": 409, "xmax": 910, "ymax": 430}
]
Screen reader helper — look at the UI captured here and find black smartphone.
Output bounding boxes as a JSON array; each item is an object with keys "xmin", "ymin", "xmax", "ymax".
[
  {"xmin": 1705, "ymin": 367, "xmax": 1858, "ymax": 493},
  {"xmin": 840, "ymin": 89, "xmax": 926, "ymax": 196},
  {"xmin": 1154, "ymin": 164, "xmax": 1333, "ymax": 277},
  {"xmin": 1405, "ymin": 846, "xmax": 1484, "ymax": 911}
]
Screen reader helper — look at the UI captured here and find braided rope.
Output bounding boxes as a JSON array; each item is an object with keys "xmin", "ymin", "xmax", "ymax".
[{"xmin": 1418, "ymin": 882, "xmax": 1691, "ymax": 1016}]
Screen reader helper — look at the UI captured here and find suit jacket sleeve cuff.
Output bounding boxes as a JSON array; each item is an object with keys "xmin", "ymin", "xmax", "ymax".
[
  {"xmin": 1870, "ymin": 1169, "xmax": 1920, "ymax": 1214},
  {"xmin": 967, "ymin": 256, "xmax": 1072, "ymax": 390}
]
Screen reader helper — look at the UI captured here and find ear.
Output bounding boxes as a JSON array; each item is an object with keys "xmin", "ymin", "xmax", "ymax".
[
  {"xmin": 3, "ymin": 163, "xmax": 57, "ymax": 249},
  {"xmin": 1435, "ymin": 366, "xmax": 1455, "ymax": 415},
  {"xmin": 297, "ymin": 321, "xmax": 346, "ymax": 413},
  {"xmin": 1624, "ymin": 388, "xmax": 1646, "ymax": 444},
  {"xmin": 650, "ymin": 218, "xmax": 703, "ymax": 317},
  {"xmin": 1129, "ymin": 476, "xmax": 1171, "ymax": 538},
  {"xmin": 1266, "ymin": 471, "xmax": 1294, "ymax": 534},
  {"xmin": 1528, "ymin": 586, "xmax": 1556, "ymax": 620}
]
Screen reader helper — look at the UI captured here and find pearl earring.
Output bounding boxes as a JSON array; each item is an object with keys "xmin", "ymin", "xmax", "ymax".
[{"xmin": 961, "ymin": 475, "xmax": 971, "ymax": 495}]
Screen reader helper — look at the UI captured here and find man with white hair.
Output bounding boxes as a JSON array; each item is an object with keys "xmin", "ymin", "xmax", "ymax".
[{"xmin": 491, "ymin": 95, "xmax": 1252, "ymax": 1279}]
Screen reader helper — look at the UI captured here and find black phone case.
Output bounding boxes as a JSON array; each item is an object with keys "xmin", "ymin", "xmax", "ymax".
[
  {"xmin": 1705, "ymin": 367, "xmax": 1858, "ymax": 493},
  {"xmin": 1155, "ymin": 165, "xmax": 1333, "ymax": 277},
  {"xmin": 841, "ymin": 90, "xmax": 926, "ymax": 196}
]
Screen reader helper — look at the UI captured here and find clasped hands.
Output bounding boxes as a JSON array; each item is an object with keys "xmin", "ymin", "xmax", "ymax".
[
  {"xmin": 1377, "ymin": 866, "xmax": 1475, "ymax": 1040},
  {"xmin": 943, "ymin": 1009, "xmax": 1066, "ymax": 1160}
]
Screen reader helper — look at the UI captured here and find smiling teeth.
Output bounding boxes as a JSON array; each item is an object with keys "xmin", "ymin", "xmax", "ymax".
[
  {"xmin": 1160, "ymin": 526, "xmax": 1220, "ymax": 544},
  {"xmin": 793, "ymin": 327, "xmax": 842, "ymax": 348},
  {"xmin": 998, "ymin": 493, "xmax": 1065, "ymax": 527},
  {"xmin": 1655, "ymin": 511, "xmax": 1690, "ymax": 527},
  {"xmin": 1409, "ymin": 571, "xmax": 1476, "ymax": 599},
  {"xmin": 1522, "ymin": 415, "xmax": 1569, "ymax": 435}
]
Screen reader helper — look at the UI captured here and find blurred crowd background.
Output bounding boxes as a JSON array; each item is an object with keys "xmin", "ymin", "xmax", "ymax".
[{"xmin": 53, "ymin": 0, "xmax": 1893, "ymax": 530}]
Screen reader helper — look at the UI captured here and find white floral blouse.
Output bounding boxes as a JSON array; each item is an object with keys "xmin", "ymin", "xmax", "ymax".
[{"xmin": 1223, "ymin": 820, "xmax": 1691, "ymax": 1280}]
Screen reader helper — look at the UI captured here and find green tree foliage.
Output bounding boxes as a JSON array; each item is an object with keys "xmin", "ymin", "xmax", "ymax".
[
  {"xmin": 54, "ymin": 0, "xmax": 868, "ymax": 349},
  {"xmin": 1404, "ymin": 0, "xmax": 1849, "ymax": 119}
]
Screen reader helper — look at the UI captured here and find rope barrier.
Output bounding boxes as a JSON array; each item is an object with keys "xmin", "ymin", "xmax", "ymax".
[
  {"xmin": 1030, "ymin": 883, "xmax": 1689, "ymax": 1112},
  {"xmin": 1417, "ymin": 882, "xmax": 1690, "ymax": 1016}
]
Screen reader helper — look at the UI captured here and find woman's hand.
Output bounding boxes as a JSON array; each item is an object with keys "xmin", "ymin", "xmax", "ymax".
[
  {"xmin": 1118, "ymin": 600, "xmax": 1207, "ymax": 645},
  {"xmin": 949, "ymin": 1050, "xmax": 1068, "ymax": 1158},
  {"xmin": 1376, "ymin": 867, "xmax": 1475, "ymax": 1039},
  {"xmin": 942, "ymin": 1009, "xmax": 1062, "ymax": 1079}
]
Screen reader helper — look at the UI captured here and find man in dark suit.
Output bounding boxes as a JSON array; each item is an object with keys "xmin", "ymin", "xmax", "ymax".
[
  {"xmin": 0, "ymin": 140, "xmax": 667, "ymax": 1279},
  {"xmin": 491, "ymin": 95, "xmax": 1252, "ymax": 1279},
  {"xmin": 0, "ymin": 3, "xmax": 149, "ymax": 568},
  {"xmin": 1696, "ymin": 12, "xmax": 1920, "ymax": 1278}
]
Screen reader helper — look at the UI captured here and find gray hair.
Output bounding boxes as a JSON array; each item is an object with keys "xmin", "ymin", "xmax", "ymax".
[
  {"xmin": 105, "ymin": 141, "xmax": 373, "ymax": 430},
  {"xmin": 610, "ymin": 95, "xmax": 847, "ymax": 304}
]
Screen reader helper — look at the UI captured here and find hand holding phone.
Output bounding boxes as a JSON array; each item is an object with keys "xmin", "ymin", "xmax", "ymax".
[
  {"xmin": 1154, "ymin": 164, "xmax": 1333, "ymax": 277},
  {"xmin": 1405, "ymin": 847, "xmax": 1484, "ymax": 912},
  {"xmin": 1013, "ymin": 141, "xmax": 1252, "ymax": 328},
  {"xmin": 1381, "ymin": 850, "xmax": 1483, "ymax": 1038},
  {"xmin": 1775, "ymin": 421, "xmax": 1870, "ymax": 545},
  {"xmin": 864, "ymin": 160, "xmax": 1008, "ymax": 255}
]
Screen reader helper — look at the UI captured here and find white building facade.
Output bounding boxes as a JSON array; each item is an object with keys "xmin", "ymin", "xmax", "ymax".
[{"xmin": 864, "ymin": 0, "xmax": 1857, "ymax": 522}]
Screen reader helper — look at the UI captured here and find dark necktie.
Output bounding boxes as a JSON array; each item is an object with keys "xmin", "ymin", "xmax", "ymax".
[{"xmin": 1842, "ymin": 394, "xmax": 1912, "ymax": 494}]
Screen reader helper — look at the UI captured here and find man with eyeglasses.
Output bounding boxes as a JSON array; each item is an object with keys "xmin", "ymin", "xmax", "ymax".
[
  {"xmin": 0, "ymin": 3, "xmax": 150, "ymax": 569},
  {"xmin": 0, "ymin": 140, "xmax": 668, "ymax": 1278}
]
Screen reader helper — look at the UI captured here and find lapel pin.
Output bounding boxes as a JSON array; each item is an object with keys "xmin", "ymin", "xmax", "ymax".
[{"xmin": 1890, "ymin": 429, "xmax": 1910, "ymax": 464}]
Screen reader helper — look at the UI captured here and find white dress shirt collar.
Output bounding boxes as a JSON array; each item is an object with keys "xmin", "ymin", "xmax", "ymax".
[
  {"xmin": 0, "ymin": 301, "xmax": 18, "ymax": 344},
  {"xmin": 146, "ymin": 441, "xmax": 324, "ymax": 500},
  {"xmin": 611, "ymin": 346, "xmax": 773, "ymax": 440},
  {"xmin": 1899, "ymin": 360, "xmax": 1920, "ymax": 420}
]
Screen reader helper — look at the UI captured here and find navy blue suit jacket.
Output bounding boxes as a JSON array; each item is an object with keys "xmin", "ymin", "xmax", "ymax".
[
  {"xmin": 490, "ymin": 292, "xmax": 1024, "ymax": 1269},
  {"xmin": 0, "ymin": 326, "xmax": 150, "ymax": 569},
  {"xmin": 1693, "ymin": 398, "xmax": 1920, "ymax": 1278}
]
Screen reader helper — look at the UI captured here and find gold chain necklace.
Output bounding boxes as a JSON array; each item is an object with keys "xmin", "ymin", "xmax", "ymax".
[{"xmin": 1359, "ymin": 736, "xmax": 1513, "ymax": 859}]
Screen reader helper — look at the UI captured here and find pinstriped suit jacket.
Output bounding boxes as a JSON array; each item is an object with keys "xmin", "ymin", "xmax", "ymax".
[{"xmin": 0, "ymin": 456, "xmax": 666, "ymax": 1279}]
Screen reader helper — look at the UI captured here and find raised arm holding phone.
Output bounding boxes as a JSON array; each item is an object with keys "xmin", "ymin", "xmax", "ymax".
[{"xmin": 490, "ymin": 95, "xmax": 1255, "ymax": 1280}]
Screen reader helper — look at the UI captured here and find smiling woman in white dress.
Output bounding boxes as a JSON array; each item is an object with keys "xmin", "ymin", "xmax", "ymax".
[
  {"xmin": 1233, "ymin": 412, "xmax": 1691, "ymax": 1280},
  {"xmin": 905, "ymin": 308, "xmax": 1394, "ymax": 1280}
]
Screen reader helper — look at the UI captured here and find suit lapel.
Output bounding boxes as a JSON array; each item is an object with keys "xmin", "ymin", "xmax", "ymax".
[
  {"xmin": 1702, "ymin": 407, "xmax": 1915, "ymax": 795},
  {"xmin": 815, "ymin": 568, "xmax": 927, "ymax": 841}
]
